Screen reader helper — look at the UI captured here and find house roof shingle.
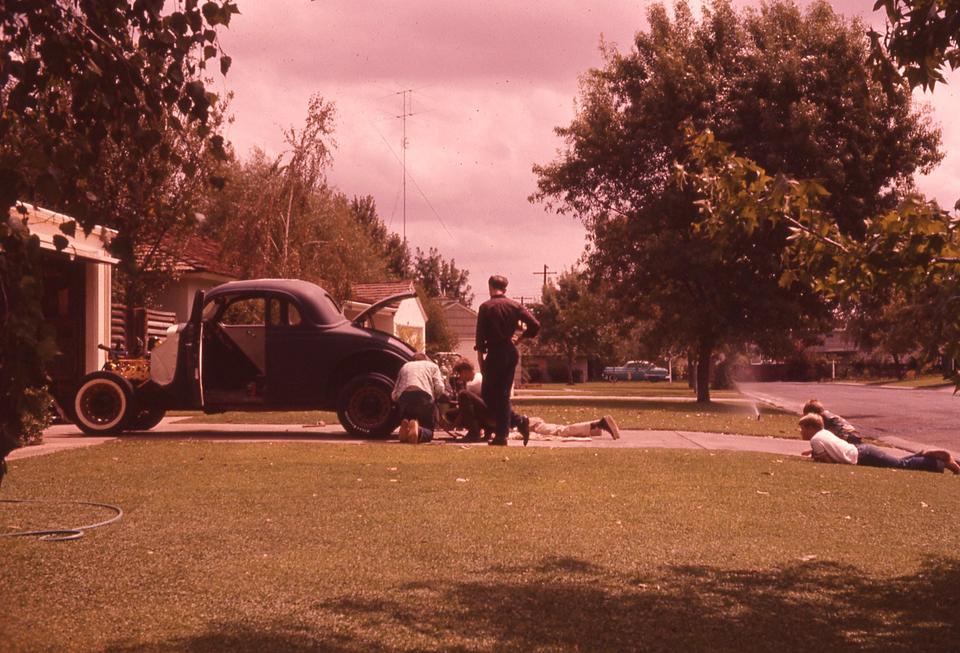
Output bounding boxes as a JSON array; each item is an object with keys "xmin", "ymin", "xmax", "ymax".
[
  {"xmin": 351, "ymin": 280, "xmax": 416, "ymax": 305},
  {"xmin": 138, "ymin": 233, "xmax": 241, "ymax": 279}
]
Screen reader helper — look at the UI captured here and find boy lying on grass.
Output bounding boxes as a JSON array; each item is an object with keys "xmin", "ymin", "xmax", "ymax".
[
  {"xmin": 446, "ymin": 360, "xmax": 620, "ymax": 444},
  {"xmin": 798, "ymin": 413, "xmax": 960, "ymax": 474}
]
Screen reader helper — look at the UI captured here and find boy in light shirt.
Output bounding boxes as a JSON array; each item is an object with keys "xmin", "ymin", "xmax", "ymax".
[
  {"xmin": 447, "ymin": 360, "xmax": 620, "ymax": 443},
  {"xmin": 798, "ymin": 413, "xmax": 959, "ymax": 474}
]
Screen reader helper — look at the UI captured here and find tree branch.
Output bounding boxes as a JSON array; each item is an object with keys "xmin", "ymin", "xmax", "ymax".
[{"xmin": 782, "ymin": 215, "xmax": 850, "ymax": 253}]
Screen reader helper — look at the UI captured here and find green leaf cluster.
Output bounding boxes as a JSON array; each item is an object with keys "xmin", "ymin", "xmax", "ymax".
[{"xmin": 868, "ymin": 0, "xmax": 960, "ymax": 90}]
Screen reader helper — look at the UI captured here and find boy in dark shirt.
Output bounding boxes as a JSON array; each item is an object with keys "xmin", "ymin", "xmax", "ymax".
[
  {"xmin": 802, "ymin": 399, "xmax": 862, "ymax": 444},
  {"xmin": 476, "ymin": 275, "xmax": 540, "ymax": 446}
]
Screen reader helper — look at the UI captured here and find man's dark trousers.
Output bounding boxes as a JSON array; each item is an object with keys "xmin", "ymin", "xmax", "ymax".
[
  {"xmin": 481, "ymin": 341, "xmax": 519, "ymax": 441},
  {"xmin": 396, "ymin": 389, "xmax": 436, "ymax": 441},
  {"xmin": 457, "ymin": 389, "xmax": 523, "ymax": 438}
]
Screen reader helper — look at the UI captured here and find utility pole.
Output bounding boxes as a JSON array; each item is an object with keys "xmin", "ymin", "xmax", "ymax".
[
  {"xmin": 533, "ymin": 264, "xmax": 557, "ymax": 289},
  {"xmin": 396, "ymin": 89, "xmax": 414, "ymax": 247}
]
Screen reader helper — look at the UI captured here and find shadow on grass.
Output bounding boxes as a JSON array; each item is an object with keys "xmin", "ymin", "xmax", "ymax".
[{"xmin": 100, "ymin": 555, "xmax": 960, "ymax": 652}]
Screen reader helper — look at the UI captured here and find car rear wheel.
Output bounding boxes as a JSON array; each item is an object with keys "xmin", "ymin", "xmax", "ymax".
[
  {"xmin": 128, "ymin": 405, "xmax": 166, "ymax": 431},
  {"xmin": 337, "ymin": 372, "xmax": 400, "ymax": 438},
  {"xmin": 73, "ymin": 372, "xmax": 134, "ymax": 435}
]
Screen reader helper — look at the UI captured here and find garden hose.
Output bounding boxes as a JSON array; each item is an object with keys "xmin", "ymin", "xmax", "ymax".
[{"xmin": 0, "ymin": 498, "xmax": 123, "ymax": 542}]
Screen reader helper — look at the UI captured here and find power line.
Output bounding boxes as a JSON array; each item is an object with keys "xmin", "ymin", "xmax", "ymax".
[{"xmin": 533, "ymin": 264, "xmax": 558, "ymax": 289}]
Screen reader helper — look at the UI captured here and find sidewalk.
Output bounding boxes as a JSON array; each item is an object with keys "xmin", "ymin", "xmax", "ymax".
[{"xmin": 9, "ymin": 416, "xmax": 898, "ymax": 461}]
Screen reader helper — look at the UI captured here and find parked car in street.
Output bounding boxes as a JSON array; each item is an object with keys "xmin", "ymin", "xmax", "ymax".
[
  {"xmin": 601, "ymin": 360, "xmax": 670, "ymax": 382},
  {"xmin": 71, "ymin": 279, "xmax": 416, "ymax": 437}
]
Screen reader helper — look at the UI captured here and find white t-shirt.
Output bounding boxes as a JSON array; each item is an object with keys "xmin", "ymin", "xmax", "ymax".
[
  {"xmin": 810, "ymin": 429, "xmax": 858, "ymax": 465},
  {"xmin": 392, "ymin": 360, "xmax": 446, "ymax": 401}
]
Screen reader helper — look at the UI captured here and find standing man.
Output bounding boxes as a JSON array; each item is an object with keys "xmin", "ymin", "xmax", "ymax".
[{"xmin": 476, "ymin": 275, "xmax": 540, "ymax": 446}]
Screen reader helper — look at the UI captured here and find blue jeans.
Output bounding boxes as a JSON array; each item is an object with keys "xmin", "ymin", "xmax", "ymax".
[
  {"xmin": 855, "ymin": 444, "xmax": 944, "ymax": 473},
  {"xmin": 396, "ymin": 390, "xmax": 435, "ymax": 443}
]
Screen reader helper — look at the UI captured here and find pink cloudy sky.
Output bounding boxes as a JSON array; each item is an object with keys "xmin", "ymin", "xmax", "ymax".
[{"xmin": 216, "ymin": 1, "xmax": 960, "ymax": 304}]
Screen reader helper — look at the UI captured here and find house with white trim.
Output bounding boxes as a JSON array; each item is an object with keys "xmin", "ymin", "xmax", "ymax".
[
  {"xmin": 343, "ymin": 281, "xmax": 427, "ymax": 352},
  {"xmin": 16, "ymin": 202, "xmax": 118, "ymax": 396},
  {"xmin": 440, "ymin": 299, "xmax": 478, "ymax": 367}
]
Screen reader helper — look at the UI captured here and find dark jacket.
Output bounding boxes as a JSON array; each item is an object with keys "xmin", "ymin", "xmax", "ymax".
[{"xmin": 475, "ymin": 295, "xmax": 540, "ymax": 354}]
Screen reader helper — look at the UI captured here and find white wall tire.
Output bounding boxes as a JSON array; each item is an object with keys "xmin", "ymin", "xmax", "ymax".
[{"xmin": 73, "ymin": 372, "xmax": 134, "ymax": 435}]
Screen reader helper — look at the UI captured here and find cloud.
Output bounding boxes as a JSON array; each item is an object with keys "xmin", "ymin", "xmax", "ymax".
[{"xmin": 216, "ymin": 0, "xmax": 960, "ymax": 303}]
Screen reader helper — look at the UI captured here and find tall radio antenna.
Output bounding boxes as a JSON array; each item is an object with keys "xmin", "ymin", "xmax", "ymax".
[{"xmin": 396, "ymin": 89, "xmax": 414, "ymax": 246}]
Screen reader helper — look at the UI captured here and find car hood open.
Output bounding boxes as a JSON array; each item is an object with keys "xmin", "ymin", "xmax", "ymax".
[{"xmin": 351, "ymin": 291, "xmax": 418, "ymax": 327}]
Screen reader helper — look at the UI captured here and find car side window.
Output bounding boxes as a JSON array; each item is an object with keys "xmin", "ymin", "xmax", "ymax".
[
  {"xmin": 265, "ymin": 298, "xmax": 303, "ymax": 327},
  {"xmin": 221, "ymin": 297, "xmax": 266, "ymax": 326},
  {"xmin": 288, "ymin": 302, "xmax": 302, "ymax": 326},
  {"xmin": 267, "ymin": 298, "xmax": 283, "ymax": 327}
]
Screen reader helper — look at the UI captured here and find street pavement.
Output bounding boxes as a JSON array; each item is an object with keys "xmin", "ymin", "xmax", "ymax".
[{"xmin": 738, "ymin": 381, "xmax": 959, "ymax": 456}]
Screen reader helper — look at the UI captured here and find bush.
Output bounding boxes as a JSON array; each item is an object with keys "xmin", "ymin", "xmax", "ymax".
[
  {"xmin": 20, "ymin": 387, "xmax": 52, "ymax": 446},
  {"xmin": 546, "ymin": 360, "xmax": 570, "ymax": 383}
]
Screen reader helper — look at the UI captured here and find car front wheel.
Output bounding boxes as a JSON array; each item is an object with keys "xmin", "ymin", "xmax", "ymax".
[
  {"xmin": 337, "ymin": 372, "xmax": 400, "ymax": 438},
  {"xmin": 73, "ymin": 372, "xmax": 134, "ymax": 435}
]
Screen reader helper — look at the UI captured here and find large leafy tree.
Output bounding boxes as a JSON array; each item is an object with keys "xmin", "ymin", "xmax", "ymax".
[
  {"xmin": 533, "ymin": 0, "xmax": 941, "ymax": 401},
  {"xmin": 1, "ymin": 1, "xmax": 235, "ymax": 463}
]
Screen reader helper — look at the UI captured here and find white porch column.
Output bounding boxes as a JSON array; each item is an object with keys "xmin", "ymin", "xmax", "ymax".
[{"xmin": 84, "ymin": 261, "xmax": 112, "ymax": 372}]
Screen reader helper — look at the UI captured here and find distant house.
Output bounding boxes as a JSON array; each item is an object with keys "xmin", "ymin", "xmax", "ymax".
[
  {"xmin": 145, "ymin": 234, "xmax": 241, "ymax": 322},
  {"xmin": 343, "ymin": 281, "xmax": 427, "ymax": 352},
  {"xmin": 523, "ymin": 348, "xmax": 589, "ymax": 384},
  {"xmin": 805, "ymin": 329, "xmax": 859, "ymax": 360},
  {"xmin": 440, "ymin": 299, "xmax": 478, "ymax": 366},
  {"xmin": 18, "ymin": 203, "xmax": 118, "ymax": 398}
]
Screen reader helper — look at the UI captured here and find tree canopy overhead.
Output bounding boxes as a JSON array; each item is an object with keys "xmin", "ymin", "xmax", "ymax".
[
  {"xmin": 1, "ymin": 1, "xmax": 236, "ymax": 461},
  {"xmin": 532, "ymin": 0, "xmax": 942, "ymax": 401},
  {"xmin": 870, "ymin": 0, "xmax": 960, "ymax": 90}
]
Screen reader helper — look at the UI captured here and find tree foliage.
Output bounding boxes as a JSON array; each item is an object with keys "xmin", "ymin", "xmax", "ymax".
[
  {"xmin": 349, "ymin": 196, "xmax": 412, "ymax": 279},
  {"xmin": 205, "ymin": 98, "xmax": 429, "ymax": 303},
  {"xmin": 533, "ymin": 0, "xmax": 941, "ymax": 401},
  {"xmin": 532, "ymin": 270, "xmax": 619, "ymax": 384},
  {"xmin": 412, "ymin": 247, "xmax": 473, "ymax": 306},
  {"xmin": 677, "ymin": 126, "xmax": 960, "ymax": 385},
  {"xmin": 418, "ymin": 290, "xmax": 459, "ymax": 354},
  {"xmin": 869, "ymin": 0, "xmax": 960, "ymax": 90},
  {"xmin": 1, "ymin": 1, "xmax": 234, "ymax": 457}
]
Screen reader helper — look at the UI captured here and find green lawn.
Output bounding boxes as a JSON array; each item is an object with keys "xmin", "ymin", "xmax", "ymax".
[
  {"xmin": 3, "ymin": 442, "xmax": 958, "ymax": 652},
  {"xmin": 518, "ymin": 381, "xmax": 738, "ymax": 397},
  {"xmin": 513, "ymin": 398, "xmax": 799, "ymax": 438},
  {"xmin": 171, "ymin": 400, "xmax": 798, "ymax": 438},
  {"xmin": 862, "ymin": 374, "xmax": 955, "ymax": 389}
]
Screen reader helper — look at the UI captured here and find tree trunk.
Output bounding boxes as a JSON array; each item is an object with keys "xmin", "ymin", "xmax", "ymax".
[
  {"xmin": 566, "ymin": 351, "xmax": 575, "ymax": 385},
  {"xmin": 687, "ymin": 350, "xmax": 696, "ymax": 389},
  {"xmin": 696, "ymin": 337, "xmax": 713, "ymax": 403},
  {"xmin": 892, "ymin": 353, "xmax": 904, "ymax": 380}
]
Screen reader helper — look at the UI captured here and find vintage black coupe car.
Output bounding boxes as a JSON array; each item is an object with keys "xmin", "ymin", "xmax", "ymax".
[{"xmin": 72, "ymin": 279, "xmax": 416, "ymax": 437}]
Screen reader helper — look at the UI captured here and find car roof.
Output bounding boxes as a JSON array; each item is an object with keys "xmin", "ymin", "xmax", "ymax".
[{"xmin": 205, "ymin": 278, "xmax": 345, "ymax": 324}]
